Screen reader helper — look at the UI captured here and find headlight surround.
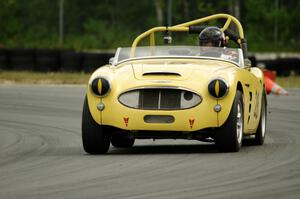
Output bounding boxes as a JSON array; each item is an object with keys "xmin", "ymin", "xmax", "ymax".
[
  {"xmin": 208, "ymin": 78, "xmax": 229, "ymax": 99},
  {"xmin": 90, "ymin": 77, "xmax": 110, "ymax": 97}
]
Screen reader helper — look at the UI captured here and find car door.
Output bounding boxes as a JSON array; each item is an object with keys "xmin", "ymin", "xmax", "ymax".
[{"xmin": 243, "ymin": 67, "xmax": 262, "ymax": 132}]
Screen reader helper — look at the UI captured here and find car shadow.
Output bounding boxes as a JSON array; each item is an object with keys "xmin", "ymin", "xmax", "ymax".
[
  {"xmin": 242, "ymin": 139, "xmax": 261, "ymax": 147},
  {"xmin": 43, "ymin": 141, "xmax": 259, "ymax": 156},
  {"xmin": 108, "ymin": 143, "xmax": 218, "ymax": 155}
]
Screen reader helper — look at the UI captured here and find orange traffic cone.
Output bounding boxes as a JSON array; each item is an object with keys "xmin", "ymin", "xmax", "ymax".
[
  {"xmin": 265, "ymin": 76, "xmax": 288, "ymax": 96},
  {"xmin": 263, "ymin": 69, "xmax": 276, "ymax": 82}
]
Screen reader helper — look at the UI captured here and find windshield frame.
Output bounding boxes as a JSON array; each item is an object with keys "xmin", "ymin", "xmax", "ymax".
[{"xmin": 112, "ymin": 46, "xmax": 244, "ymax": 67}]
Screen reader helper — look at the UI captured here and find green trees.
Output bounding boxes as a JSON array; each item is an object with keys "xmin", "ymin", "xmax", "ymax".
[
  {"xmin": 242, "ymin": 0, "xmax": 299, "ymax": 51},
  {"xmin": 0, "ymin": 0, "xmax": 299, "ymax": 51}
]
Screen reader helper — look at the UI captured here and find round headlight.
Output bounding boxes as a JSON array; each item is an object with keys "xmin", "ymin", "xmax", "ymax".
[
  {"xmin": 91, "ymin": 77, "xmax": 110, "ymax": 97},
  {"xmin": 208, "ymin": 78, "xmax": 228, "ymax": 99}
]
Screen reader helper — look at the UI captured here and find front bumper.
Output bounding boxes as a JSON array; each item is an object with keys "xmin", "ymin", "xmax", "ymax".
[{"xmin": 88, "ymin": 93, "xmax": 220, "ymax": 132}]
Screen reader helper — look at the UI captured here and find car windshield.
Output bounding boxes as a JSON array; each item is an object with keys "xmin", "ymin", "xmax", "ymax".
[{"xmin": 113, "ymin": 46, "xmax": 243, "ymax": 66}]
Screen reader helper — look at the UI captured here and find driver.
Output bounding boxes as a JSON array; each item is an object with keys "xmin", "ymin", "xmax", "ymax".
[
  {"xmin": 199, "ymin": 26, "xmax": 226, "ymax": 47},
  {"xmin": 198, "ymin": 26, "xmax": 238, "ymax": 62}
]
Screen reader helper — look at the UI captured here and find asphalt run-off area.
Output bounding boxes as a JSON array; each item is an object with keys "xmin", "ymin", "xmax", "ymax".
[{"xmin": 0, "ymin": 85, "xmax": 299, "ymax": 199}]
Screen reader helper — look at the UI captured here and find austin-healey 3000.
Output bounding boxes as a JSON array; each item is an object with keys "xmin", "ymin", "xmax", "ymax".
[{"xmin": 82, "ymin": 13, "xmax": 267, "ymax": 154}]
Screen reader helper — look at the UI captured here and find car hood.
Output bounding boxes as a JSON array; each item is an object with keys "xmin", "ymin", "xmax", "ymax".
[
  {"xmin": 89, "ymin": 59, "xmax": 238, "ymax": 95},
  {"xmin": 131, "ymin": 59, "xmax": 234, "ymax": 81}
]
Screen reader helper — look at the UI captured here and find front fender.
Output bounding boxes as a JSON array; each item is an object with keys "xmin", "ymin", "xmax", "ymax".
[
  {"xmin": 216, "ymin": 78, "xmax": 239, "ymax": 127},
  {"xmin": 86, "ymin": 65, "xmax": 114, "ymax": 125}
]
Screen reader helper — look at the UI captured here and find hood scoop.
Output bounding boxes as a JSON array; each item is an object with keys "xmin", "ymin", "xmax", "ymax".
[
  {"xmin": 143, "ymin": 72, "xmax": 181, "ymax": 76},
  {"xmin": 132, "ymin": 63, "xmax": 193, "ymax": 80}
]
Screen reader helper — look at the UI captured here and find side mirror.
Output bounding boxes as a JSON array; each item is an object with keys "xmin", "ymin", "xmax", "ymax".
[
  {"xmin": 244, "ymin": 58, "xmax": 252, "ymax": 69},
  {"xmin": 109, "ymin": 57, "xmax": 114, "ymax": 65}
]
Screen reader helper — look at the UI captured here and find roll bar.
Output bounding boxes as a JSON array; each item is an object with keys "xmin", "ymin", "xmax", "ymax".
[{"xmin": 130, "ymin": 13, "xmax": 247, "ymax": 57}]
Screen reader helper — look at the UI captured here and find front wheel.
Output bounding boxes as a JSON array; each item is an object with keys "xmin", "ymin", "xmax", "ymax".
[
  {"xmin": 254, "ymin": 91, "xmax": 267, "ymax": 145},
  {"xmin": 215, "ymin": 90, "xmax": 244, "ymax": 152},
  {"xmin": 82, "ymin": 96, "xmax": 111, "ymax": 154}
]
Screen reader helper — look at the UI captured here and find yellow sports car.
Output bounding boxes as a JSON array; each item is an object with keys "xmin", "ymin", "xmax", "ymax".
[{"xmin": 82, "ymin": 13, "xmax": 267, "ymax": 154}]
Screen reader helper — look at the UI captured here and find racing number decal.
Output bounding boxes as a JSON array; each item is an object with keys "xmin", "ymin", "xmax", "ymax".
[
  {"xmin": 253, "ymin": 91, "xmax": 259, "ymax": 119},
  {"xmin": 189, "ymin": 119, "xmax": 195, "ymax": 129},
  {"xmin": 124, "ymin": 117, "xmax": 129, "ymax": 127}
]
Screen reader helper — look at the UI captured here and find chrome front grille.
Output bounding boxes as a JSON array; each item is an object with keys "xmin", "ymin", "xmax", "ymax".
[
  {"xmin": 139, "ymin": 89, "xmax": 182, "ymax": 109},
  {"xmin": 118, "ymin": 88, "xmax": 202, "ymax": 110}
]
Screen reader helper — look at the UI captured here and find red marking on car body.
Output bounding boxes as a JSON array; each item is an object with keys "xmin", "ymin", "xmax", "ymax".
[
  {"xmin": 189, "ymin": 119, "xmax": 195, "ymax": 129},
  {"xmin": 124, "ymin": 117, "xmax": 129, "ymax": 127}
]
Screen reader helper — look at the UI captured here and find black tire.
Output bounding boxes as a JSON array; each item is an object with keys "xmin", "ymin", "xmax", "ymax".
[
  {"xmin": 111, "ymin": 133, "xmax": 135, "ymax": 148},
  {"xmin": 60, "ymin": 51, "xmax": 83, "ymax": 72},
  {"xmin": 253, "ymin": 91, "xmax": 267, "ymax": 145},
  {"xmin": 82, "ymin": 96, "xmax": 111, "ymax": 154},
  {"xmin": 215, "ymin": 90, "xmax": 244, "ymax": 152},
  {"xmin": 0, "ymin": 49, "xmax": 8, "ymax": 70},
  {"xmin": 9, "ymin": 49, "xmax": 35, "ymax": 71},
  {"xmin": 35, "ymin": 49, "xmax": 60, "ymax": 72},
  {"xmin": 82, "ymin": 53, "xmax": 102, "ymax": 73}
]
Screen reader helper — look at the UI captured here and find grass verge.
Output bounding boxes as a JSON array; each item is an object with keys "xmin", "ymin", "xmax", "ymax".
[
  {"xmin": 276, "ymin": 75, "xmax": 300, "ymax": 88},
  {"xmin": 0, "ymin": 71, "xmax": 90, "ymax": 85}
]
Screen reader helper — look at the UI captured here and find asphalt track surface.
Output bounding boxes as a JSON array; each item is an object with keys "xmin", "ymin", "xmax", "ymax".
[{"xmin": 0, "ymin": 85, "xmax": 299, "ymax": 199}]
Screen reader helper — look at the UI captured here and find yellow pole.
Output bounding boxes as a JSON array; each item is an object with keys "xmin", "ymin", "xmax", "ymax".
[
  {"xmin": 150, "ymin": 32, "xmax": 155, "ymax": 46},
  {"xmin": 221, "ymin": 18, "xmax": 232, "ymax": 32}
]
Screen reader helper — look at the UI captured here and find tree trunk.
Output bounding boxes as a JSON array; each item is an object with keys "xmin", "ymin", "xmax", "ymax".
[
  {"xmin": 183, "ymin": 0, "xmax": 189, "ymax": 20},
  {"xmin": 154, "ymin": 0, "xmax": 163, "ymax": 25}
]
